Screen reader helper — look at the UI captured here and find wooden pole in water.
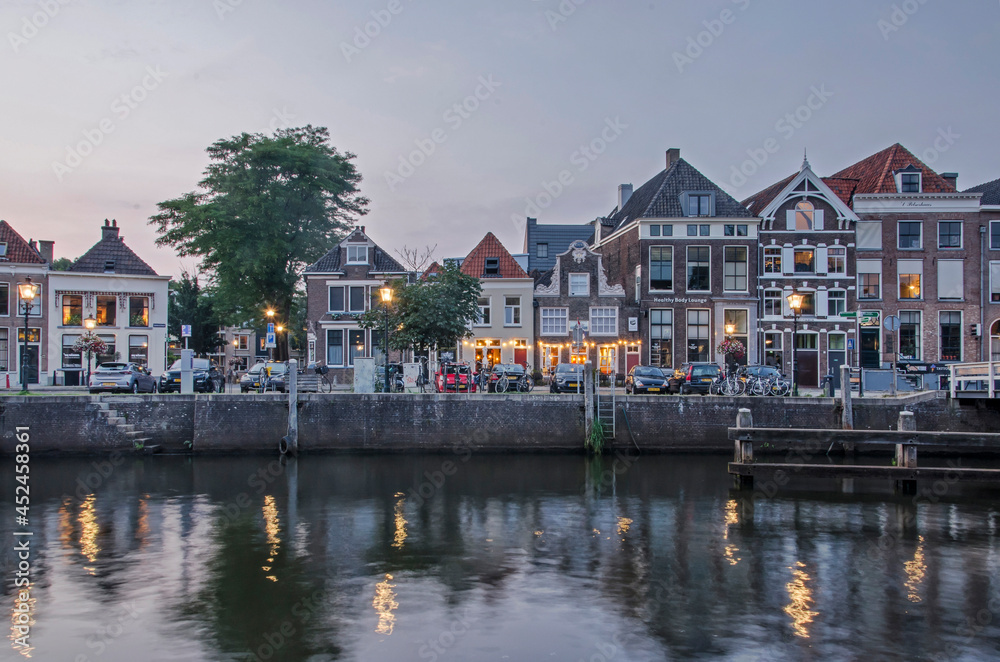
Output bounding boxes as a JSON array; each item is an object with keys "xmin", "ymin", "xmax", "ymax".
[
  {"xmin": 284, "ymin": 359, "xmax": 299, "ymax": 456},
  {"xmin": 840, "ymin": 364, "xmax": 853, "ymax": 431},
  {"xmin": 584, "ymin": 360, "xmax": 595, "ymax": 443},
  {"xmin": 734, "ymin": 408, "xmax": 754, "ymax": 489}
]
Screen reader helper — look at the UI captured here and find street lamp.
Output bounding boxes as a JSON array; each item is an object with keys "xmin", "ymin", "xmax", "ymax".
[
  {"xmin": 786, "ymin": 291, "xmax": 804, "ymax": 396},
  {"xmin": 84, "ymin": 316, "xmax": 97, "ymax": 387},
  {"xmin": 17, "ymin": 277, "xmax": 38, "ymax": 393},
  {"xmin": 380, "ymin": 286, "xmax": 392, "ymax": 393},
  {"xmin": 725, "ymin": 322, "xmax": 736, "ymax": 338}
]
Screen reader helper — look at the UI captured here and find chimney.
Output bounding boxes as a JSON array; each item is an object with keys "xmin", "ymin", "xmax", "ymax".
[
  {"xmin": 618, "ymin": 184, "xmax": 633, "ymax": 210},
  {"xmin": 102, "ymin": 219, "xmax": 120, "ymax": 241},
  {"xmin": 666, "ymin": 148, "xmax": 680, "ymax": 168},
  {"xmin": 941, "ymin": 172, "xmax": 958, "ymax": 190},
  {"xmin": 38, "ymin": 240, "xmax": 53, "ymax": 264},
  {"xmin": 360, "ymin": 226, "xmax": 365, "ymax": 235},
  {"xmin": 28, "ymin": 239, "xmax": 37, "ymax": 253}
]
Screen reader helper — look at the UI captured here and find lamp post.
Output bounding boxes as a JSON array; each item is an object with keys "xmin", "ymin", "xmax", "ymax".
[
  {"xmin": 84, "ymin": 316, "xmax": 97, "ymax": 387},
  {"xmin": 380, "ymin": 286, "xmax": 392, "ymax": 393},
  {"xmin": 17, "ymin": 277, "xmax": 37, "ymax": 393},
  {"xmin": 786, "ymin": 291, "xmax": 804, "ymax": 396}
]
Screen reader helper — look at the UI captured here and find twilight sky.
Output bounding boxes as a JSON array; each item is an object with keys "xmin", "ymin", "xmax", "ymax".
[{"xmin": 1, "ymin": 0, "xmax": 997, "ymax": 278}]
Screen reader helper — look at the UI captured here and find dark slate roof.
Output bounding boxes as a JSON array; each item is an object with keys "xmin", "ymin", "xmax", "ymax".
[
  {"xmin": 69, "ymin": 221, "xmax": 158, "ymax": 275},
  {"xmin": 305, "ymin": 228, "xmax": 406, "ymax": 274},
  {"xmin": 609, "ymin": 158, "xmax": 752, "ymax": 231},
  {"xmin": 0, "ymin": 221, "xmax": 45, "ymax": 264},
  {"xmin": 965, "ymin": 177, "xmax": 1000, "ymax": 205},
  {"xmin": 524, "ymin": 219, "xmax": 594, "ymax": 272}
]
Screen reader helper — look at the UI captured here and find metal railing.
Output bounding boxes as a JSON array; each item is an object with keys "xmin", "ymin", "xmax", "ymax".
[{"xmin": 949, "ymin": 362, "xmax": 1000, "ymax": 399}]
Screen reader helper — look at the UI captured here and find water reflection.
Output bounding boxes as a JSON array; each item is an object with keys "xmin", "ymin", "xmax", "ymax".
[
  {"xmin": 391, "ymin": 493, "xmax": 407, "ymax": 550},
  {"xmin": 784, "ymin": 561, "xmax": 819, "ymax": 639},
  {"xmin": 8, "ymin": 582, "xmax": 35, "ymax": 658},
  {"xmin": 372, "ymin": 573, "xmax": 398, "ymax": 635},
  {"xmin": 78, "ymin": 494, "xmax": 100, "ymax": 572},
  {"xmin": 905, "ymin": 535, "xmax": 926, "ymax": 603},
  {"xmin": 262, "ymin": 495, "xmax": 280, "ymax": 581}
]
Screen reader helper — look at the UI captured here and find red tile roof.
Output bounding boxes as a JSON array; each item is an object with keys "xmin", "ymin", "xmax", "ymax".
[
  {"xmin": 831, "ymin": 143, "xmax": 956, "ymax": 195},
  {"xmin": 821, "ymin": 177, "xmax": 860, "ymax": 206},
  {"xmin": 0, "ymin": 221, "xmax": 45, "ymax": 264},
  {"xmin": 460, "ymin": 233, "xmax": 528, "ymax": 279}
]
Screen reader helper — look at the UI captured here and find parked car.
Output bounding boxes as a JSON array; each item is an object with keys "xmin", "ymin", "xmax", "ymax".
[
  {"xmin": 625, "ymin": 365, "xmax": 669, "ymax": 394},
  {"xmin": 435, "ymin": 363, "xmax": 475, "ymax": 392},
  {"xmin": 549, "ymin": 363, "xmax": 584, "ymax": 393},
  {"xmin": 488, "ymin": 363, "xmax": 526, "ymax": 392},
  {"xmin": 743, "ymin": 365, "xmax": 783, "ymax": 381},
  {"xmin": 159, "ymin": 358, "xmax": 224, "ymax": 393},
  {"xmin": 89, "ymin": 362, "xmax": 157, "ymax": 394},
  {"xmin": 678, "ymin": 363, "xmax": 723, "ymax": 395},
  {"xmin": 240, "ymin": 362, "xmax": 267, "ymax": 392}
]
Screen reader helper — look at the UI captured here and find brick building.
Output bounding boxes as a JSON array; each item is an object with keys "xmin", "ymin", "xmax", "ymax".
[
  {"xmin": 964, "ymin": 176, "xmax": 1000, "ymax": 359},
  {"xmin": 0, "ymin": 221, "xmax": 50, "ymax": 386},
  {"xmin": 742, "ymin": 155, "xmax": 861, "ymax": 388},
  {"xmin": 593, "ymin": 149, "xmax": 759, "ymax": 371}
]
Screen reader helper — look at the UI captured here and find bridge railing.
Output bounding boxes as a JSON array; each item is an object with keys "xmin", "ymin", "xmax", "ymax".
[{"xmin": 949, "ymin": 361, "xmax": 1000, "ymax": 399}]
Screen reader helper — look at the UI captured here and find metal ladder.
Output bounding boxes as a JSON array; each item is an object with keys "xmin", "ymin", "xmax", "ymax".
[{"xmin": 595, "ymin": 370, "xmax": 616, "ymax": 439}]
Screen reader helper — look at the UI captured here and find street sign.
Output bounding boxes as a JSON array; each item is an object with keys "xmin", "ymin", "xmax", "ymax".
[
  {"xmin": 839, "ymin": 312, "xmax": 857, "ymax": 318},
  {"xmin": 267, "ymin": 322, "xmax": 275, "ymax": 334},
  {"xmin": 859, "ymin": 311, "xmax": 880, "ymax": 327},
  {"xmin": 181, "ymin": 324, "xmax": 191, "ymax": 337},
  {"xmin": 884, "ymin": 315, "xmax": 901, "ymax": 332},
  {"xmin": 266, "ymin": 332, "xmax": 276, "ymax": 348},
  {"xmin": 847, "ymin": 338, "xmax": 855, "ymax": 350}
]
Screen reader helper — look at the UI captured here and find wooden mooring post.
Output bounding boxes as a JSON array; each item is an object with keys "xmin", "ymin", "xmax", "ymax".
[
  {"xmin": 895, "ymin": 410, "xmax": 916, "ymax": 493},
  {"xmin": 840, "ymin": 364, "xmax": 853, "ymax": 430},
  {"xmin": 733, "ymin": 408, "xmax": 754, "ymax": 489}
]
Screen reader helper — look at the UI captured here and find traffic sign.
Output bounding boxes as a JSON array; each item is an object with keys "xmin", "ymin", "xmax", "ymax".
[
  {"xmin": 885, "ymin": 315, "xmax": 901, "ymax": 332},
  {"xmin": 181, "ymin": 324, "xmax": 191, "ymax": 337},
  {"xmin": 839, "ymin": 312, "xmax": 857, "ymax": 318},
  {"xmin": 267, "ymin": 322, "xmax": 275, "ymax": 334},
  {"xmin": 266, "ymin": 332, "xmax": 276, "ymax": 348},
  {"xmin": 847, "ymin": 339, "xmax": 855, "ymax": 350}
]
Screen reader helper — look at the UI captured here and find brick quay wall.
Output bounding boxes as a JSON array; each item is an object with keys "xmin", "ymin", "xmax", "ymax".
[{"xmin": 1, "ymin": 391, "xmax": 996, "ymax": 455}]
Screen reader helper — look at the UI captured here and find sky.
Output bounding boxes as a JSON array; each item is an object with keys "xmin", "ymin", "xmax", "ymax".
[{"xmin": 1, "ymin": 0, "xmax": 998, "ymax": 278}]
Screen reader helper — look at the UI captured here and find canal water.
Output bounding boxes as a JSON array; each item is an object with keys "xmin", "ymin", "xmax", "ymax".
[{"xmin": 3, "ymin": 453, "xmax": 999, "ymax": 661}]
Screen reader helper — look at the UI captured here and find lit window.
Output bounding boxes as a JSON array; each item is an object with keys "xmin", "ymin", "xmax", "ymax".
[
  {"xmin": 794, "ymin": 248, "xmax": 815, "ymax": 273},
  {"xmin": 764, "ymin": 247, "xmax": 782, "ymax": 274},
  {"xmin": 128, "ymin": 296, "xmax": 149, "ymax": 327},
  {"xmin": 795, "ymin": 200, "xmax": 814, "ymax": 230}
]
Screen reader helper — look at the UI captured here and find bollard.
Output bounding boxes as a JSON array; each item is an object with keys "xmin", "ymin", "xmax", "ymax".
[
  {"xmin": 734, "ymin": 408, "xmax": 754, "ymax": 489},
  {"xmin": 284, "ymin": 359, "xmax": 299, "ymax": 456},
  {"xmin": 840, "ymin": 364, "xmax": 853, "ymax": 431},
  {"xmin": 583, "ymin": 361, "xmax": 595, "ymax": 443}
]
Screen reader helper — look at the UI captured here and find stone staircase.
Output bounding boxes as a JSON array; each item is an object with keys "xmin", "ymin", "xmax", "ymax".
[{"xmin": 94, "ymin": 401, "xmax": 154, "ymax": 449}]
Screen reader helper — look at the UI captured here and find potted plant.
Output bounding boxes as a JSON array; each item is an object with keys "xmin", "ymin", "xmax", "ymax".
[{"xmin": 717, "ymin": 338, "xmax": 746, "ymax": 372}]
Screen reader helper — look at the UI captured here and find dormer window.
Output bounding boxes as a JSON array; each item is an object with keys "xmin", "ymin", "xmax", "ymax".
[
  {"xmin": 104, "ymin": 260, "xmax": 115, "ymax": 273},
  {"xmin": 484, "ymin": 257, "xmax": 500, "ymax": 276},
  {"xmin": 0, "ymin": 242, "xmax": 7, "ymax": 258},
  {"xmin": 896, "ymin": 165, "xmax": 922, "ymax": 193},
  {"xmin": 346, "ymin": 245, "xmax": 368, "ymax": 264},
  {"xmin": 687, "ymin": 193, "xmax": 712, "ymax": 217}
]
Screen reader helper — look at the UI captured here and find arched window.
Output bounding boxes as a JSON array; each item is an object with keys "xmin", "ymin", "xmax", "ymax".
[
  {"xmin": 795, "ymin": 200, "xmax": 815, "ymax": 231},
  {"xmin": 991, "ymin": 320, "xmax": 1000, "ymax": 361}
]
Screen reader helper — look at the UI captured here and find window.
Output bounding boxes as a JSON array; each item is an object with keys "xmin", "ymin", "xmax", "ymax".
[
  {"xmin": 634, "ymin": 266, "xmax": 641, "ymax": 303},
  {"xmin": 62, "ymin": 334, "xmax": 82, "ymax": 369},
  {"xmin": 764, "ymin": 289, "xmax": 783, "ymax": 317},
  {"xmin": 899, "ymin": 312, "xmax": 920, "ymax": 360},
  {"xmin": 504, "ymin": 297, "xmax": 521, "ymax": 326},
  {"xmin": 97, "ymin": 334, "xmax": 116, "ymax": 365},
  {"xmin": 724, "ymin": 247, "xmax": 747, "ymax": 291},
  {"xmin": 798, "ymin": 293, "xmax": 816, "ymax": 316},
  {"xmin": 348, "ymin": 330, "xmax": 365, "ymax": 365},
  {"xmin": 824, "ymin": 290, "xmax": 845, "ymax": 317},
  {"xmin": 62, "ymin": 295, "xmax": 83, "ymax": 326},
  {"xmin": 0, "ymin": 242, "xmax": 6, "ymax": 258},
  {"xmin": 326, "ymin": 329, "xmax": 344, "ymax": 365},
  {"xmin": 649, "ymin": 247, "xmax": 673, "ymax": 291},
  {"xmin": 346, "ymin": 245, "xmax": 367, "ymax": 264},
  {"xmin": 796, "ymin": 334, "xmax": 818, "ymax": 350},
  {"xmin": 898, "ymin": 221, "xmax": 922, "ymax": 249},
  {"xmin": 590, "ymin": 307, "xmax": 617, "ymax": 335},
  {"xmin": 827, "ymin": 246, "xmax": 846, "ymax": 274},
  {"xmin": 686, "ymin": 309, "xmax": 709, "ymax": 362},
  {"xmin": 129, "ymin": 335, "xmax": 148, "ymax": 366},
  {"xmin": 795, "ymin": 200, "xmax": 815, "ymax": 230},
  {"xmin": 649, "ymin": 225, "xmax": 660, "ymax": 237},
  {"xmin": 724, "ymin": 309, "xmax": 749, "ymax": 365},
  {"xmin": 650, "ymin": 309, "xmax": 672, "ymax": 367},
  {"xmin": 686, "ymin": 246, "xmax": 710, "ymax": 291},
  {"xmin": 991, "ymin": 262, "xmax": 1000, "ymax": 302},
  {"xmin": 0, "ymin": 283, "xmax": 8, "ymax": 316},
  {"xmin": 541, "ymin": 308, "xmax": 567, "ymax": 335},
  {"xmin": 569, "ymin": 274, "xmax": 590, "ymax": 297},
  {"xmin": 724, "ymin": 224, "xmax": 748, "ymax": 236},
  {"xmin": 939, "ymin": 312, "xmax": 961, "ymax": 361},
  {"xmin": 96, "ymin": 295, "xmax": 116, "ymax": 326},
  {"xmin": 18, "ymin": 284, "xmax": 41, "ymax": 317},
  {"xmin": 329, "ymin": 286, "xmax": 345, "ymax": 312},
  {"xmin": 992, "ymin": 221, "xmax": 1000, "ymax": 250},
  {"xmin": 764, "ymin": 332, "xmax": 782, "ymax": 368},
  {"xmin": 700, "ymin": 225, "xmax": 710, "ymax": 236},
  {"xmin": 661, "ymin": 225, "xmax": 673, "ymax": 237},
  {"xmin": 484, "ymin": 258, "xmax": 500, "ymax": 276},
  {"xmin": 687, "ymin": 225, "xmax": 698, "ymax": 237},
  {"xmin": 536, "ymin": 243, "xmax": 548, "ymax": 258},
  {"xmin": 0, "ymin": 329, "xmax": 7, "ymax": 370},
  {"xmin": 898, "ymin": 259, "xmax": 922, "ymax": 300},
  {"xmin": 857, "ymin": 221, "xmax": 882, "ymax": 250},
  {"xmin": 476, "ymin": 298, "xmax": 491, "ymax": 326},
  {"xmin": 764, "ymin": 247, "xmax": 782, "ymax": 274},
  {"xmin": 938, "ymin": 221, "xmax": 962, "ymax": 249},
  {"xmin": 937, "ymin": 260, "xmax": 963, "ymax": 300},
  {"xmin": 688, "ymin": 194, "xmax": 711, "ymax": 217},
  {"xmin": 860, "ymin": 274, "xmax": 880, "ymax": 299},
  {"xmin": 349, "ymin": 286, "xmax": 365, "ymax": 312},
  {"xmin": 901, "ymin": 172, "xmax": 921, "ymax": 193},
  {"xmin": 794, "ymin": 248, "xmax": 815, "ymax": 273},
  {"xmin": 128, "ymin": 296, "xmax": 149, "ymax": 327},
  {"xmin": 235, "ymin": 334, "xmax": 249, "ymax": 350}
]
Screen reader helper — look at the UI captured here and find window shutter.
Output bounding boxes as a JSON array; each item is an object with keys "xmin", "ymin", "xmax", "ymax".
[
  {"xmin": 857, "ymin": 221, "xmax": 882, "ymax": 250},
  {"xmin": 781, "ymin": 246, "xmax": 794, "ymax": 275},
  {"xmin": 937, "ymin": 260, "xmax": 964, "ymax": 300},
  {"xmin": 786, "ymin": 210, "xmax": 796, "ymax": 231},
  {"xmin": 813, "ymin": 209, "xmax": 824, "ymax": 231}
]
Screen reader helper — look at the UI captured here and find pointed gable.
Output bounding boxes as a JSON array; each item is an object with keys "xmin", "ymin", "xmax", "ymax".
[
  {"xmin": 742, "ymin": 161, "xmax": 860, "ymax": 224},
  {"xmin": 460, "ymin": 233, "xmax": 528, "ymax": 279},
  {"xmin": 831, "ymin": 143, "xmax": 956, "ymax": 195},
  {"xmin": 305, "ymin": 226, "xmax": 406, "ymax": 274},
  {"xmin": 0, "ymin": 221, "xmax": 45, "ymax": 264},
  {"xmin": 70, "ymin": 219, "xmax": 157, "ymax": 275}
]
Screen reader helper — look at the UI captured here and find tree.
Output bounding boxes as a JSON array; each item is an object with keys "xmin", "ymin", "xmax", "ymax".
[
  {"xmin": 359, "ymin": 262, "xmax": 481, "ymax": 357},
  {"xmin": 393, "ymin": 244, "xmax": 437, "ymax": 272},
  {"xmin": 168, "ymin": 272, "xmax": 223, "ymax": 355},
  {"xmin": 51, "ymin": 257, "xmax": 74, "ymax": 271},
  {"xmin": 149, "ymin": 126, "xmax": 368, "ymax": 360}
]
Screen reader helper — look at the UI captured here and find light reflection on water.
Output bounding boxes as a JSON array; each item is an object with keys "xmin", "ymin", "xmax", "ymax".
[{"xmin": 1, "ymin": 453, "xmax": 999, "ymax": 661}]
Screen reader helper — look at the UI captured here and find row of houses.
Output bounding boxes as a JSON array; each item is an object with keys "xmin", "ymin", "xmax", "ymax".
[{"xmin": 305, "ymin": 143, "xmax": 1000, "ymax": 389}]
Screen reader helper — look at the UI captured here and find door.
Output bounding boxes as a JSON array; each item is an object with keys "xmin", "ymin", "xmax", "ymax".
[
  {"xmin": 625, "ymin": 345, "xmax": 640, "ymax": 374},
  {"xmin": 19, "ymin": 345, "xmax": 39, "ymax": 384},
  {"xmin": 795, "ymin": 334, "xmax": 819, "ymax": 388},
  {"xmin": 828, "ymin": 334, "xmax": 846, "ymax": 389},
  {"xmin": 860, "ymin": 328, "xmax": 880, "ymax": 369},
  {"xmin": 514, "ymin": 347, "xmax": 527, "ymax": 368}
]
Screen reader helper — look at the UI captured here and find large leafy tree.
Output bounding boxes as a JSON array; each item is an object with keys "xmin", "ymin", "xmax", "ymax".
[
  {"xmin": 168, "ymin": 272, "xmax": 223, "ymax": 355},
  {"xmin": 360, "ymin": 262, "xmax": 481, "ymax": 357},
  {"xmin": 149, "ymin": 126, "xmax": 368, "ymax": 360}
]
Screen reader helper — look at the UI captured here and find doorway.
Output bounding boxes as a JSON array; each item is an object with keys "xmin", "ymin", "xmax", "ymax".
[
  {"xmin": 828, "ymin": 333, "xmax": 846, "ymax": 388},
  {"xmin": 860, "ymin": 328, "xmax": 880, "ymax": 369},
  {"xmin": 795, "ymin": 334, "xmax": 819, "ymax": 388}
]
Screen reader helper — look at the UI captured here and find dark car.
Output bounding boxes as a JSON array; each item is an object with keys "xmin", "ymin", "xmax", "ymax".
[
  {"xmin": 260, "ymin": 362, "xmax": 289, "ymax": 392},
  {"xmin": 744, "ymin": 365, "xmax": 782, "ymax": 381},
  {"xmin": 435, "ymin": 363, "xmax": 475, "ymax": 393},
  {"xmin": 488, "ymin": 363, "xmax": 526, "ymax": 392},
  {"xmin": 625, "ymin": 366, "xmax": 669, "ymax": 394},
  {"xmin": 549, "ymin": 363, "xmax": 584, "ymax": 393},
  {"xmin": 159, "ymin": 358, "xmax": 224, "ymax": 393},
  {"xmin": 679, "ymin": 363, "xmax": 723, "ymax": 395},
  {"xmin": 240, "ymin": 362, "xmax": 267, "ymax": 392},
  {"xmin": 89, "ymin": 362, "xmax": 158, "ymax": 394}
]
